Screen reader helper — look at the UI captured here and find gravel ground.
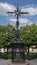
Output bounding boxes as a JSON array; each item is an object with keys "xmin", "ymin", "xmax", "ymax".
[
  {"xmin": 0, "ymin": 59, "xmax": 37, "ymax": 65},
  {"xmin": 28, "ymin": 59, "xmax": 37, "ymax": 65}
]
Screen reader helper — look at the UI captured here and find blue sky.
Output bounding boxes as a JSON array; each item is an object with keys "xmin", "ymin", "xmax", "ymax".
[{"xmin": 0, "ymin": 0, "xmax": 37, "ymax": 27}]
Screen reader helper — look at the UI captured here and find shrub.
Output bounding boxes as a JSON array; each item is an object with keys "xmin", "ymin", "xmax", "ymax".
[
  {"xmin": 25, "ymin": 53, "xmax": 37, "ymax": 60},
  {"xmin": 0, "ymin": 52, "xmax": 12, "ymax": 59}
]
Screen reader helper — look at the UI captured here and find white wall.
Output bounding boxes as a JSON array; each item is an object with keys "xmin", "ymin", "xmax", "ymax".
[{"xmin": 0, "ymin": 48, "xmax": 7, "ymax": 53}]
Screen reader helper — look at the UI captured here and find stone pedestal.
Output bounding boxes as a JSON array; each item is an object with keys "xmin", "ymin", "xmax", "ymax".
[{"xmin": 7, "ymin": 60, "xmax": 30, "ymax": 65}]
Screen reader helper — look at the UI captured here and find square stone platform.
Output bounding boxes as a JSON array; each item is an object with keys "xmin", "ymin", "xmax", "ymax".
[{"xmin": 7, "ymin": 61, "xmax": 30, "ymax": 65}]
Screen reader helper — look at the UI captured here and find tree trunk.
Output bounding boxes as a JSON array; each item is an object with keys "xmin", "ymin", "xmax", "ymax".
[
  {"xmin": 27, "ymin": 46, "xmax": 30, "ymax": 55},
  {"xmin": 7, "ymin": 47, "xmax": 8, "ymax": 54}
]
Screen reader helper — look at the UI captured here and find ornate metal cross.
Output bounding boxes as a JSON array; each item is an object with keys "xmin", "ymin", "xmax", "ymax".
[
  {"xmin": 7, "ymin": 5, "xmax": 29, "ymax": 62},
  {"xmin": 7, "ymin": 5, "xmax": 29, "ymax": 30}
]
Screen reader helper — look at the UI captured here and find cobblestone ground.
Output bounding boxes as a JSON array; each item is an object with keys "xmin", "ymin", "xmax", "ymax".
[{"xmin": 0, "ymin": 59, "xmax": 37, "ymax": 65}]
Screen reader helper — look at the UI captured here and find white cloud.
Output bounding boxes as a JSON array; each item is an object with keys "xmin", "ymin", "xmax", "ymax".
[
  {"xmin": 9, "ymin": 18, "xmax": 33, "ymax": 27},
  {"xmin": 21, "ymin": 7, "xmax": 37, "ymax": 16},
  {"xmin": 0, "ymin": 2, "xmax": 37, "ymax": 16},
  {"xmin": 0, "ymin": 2, "xmax": 15, "ymax": 16},
  {"xmin": 0, "ymin": 2, "xmax": 37, "ymax": 27}
]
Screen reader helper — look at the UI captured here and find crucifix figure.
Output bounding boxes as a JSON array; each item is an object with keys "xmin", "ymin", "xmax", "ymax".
[
  {"xmin": 7, "ymin": 4, "xmax": 29, "ymax": 62},
  {"xmin": 7, "ymin": 5, "xmax": 29, "ymax": 30}
]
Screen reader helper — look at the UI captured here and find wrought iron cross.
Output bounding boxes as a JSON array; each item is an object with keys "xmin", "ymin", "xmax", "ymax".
[{"xmin": 7, "ymin": 5, "xmax": 29, "ymax": 30}]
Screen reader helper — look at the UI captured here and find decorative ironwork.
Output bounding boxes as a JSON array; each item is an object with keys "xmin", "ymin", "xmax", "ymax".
[
  {"xmin": 7, "ymin": 4, "xmax": 29, "ymax": 62},
  {"xmin": 7, "ymin": 5, "xmax": 29, "ymax": 30}
]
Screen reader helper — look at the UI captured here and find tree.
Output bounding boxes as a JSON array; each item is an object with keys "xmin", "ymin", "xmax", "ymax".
[
  {"xmin": 20, "ymin": 24, "xmax": 37, "ymax": 55},
  {"xmin": 0, "ymin": 24, "xmax": 15, "ymax": 53}
]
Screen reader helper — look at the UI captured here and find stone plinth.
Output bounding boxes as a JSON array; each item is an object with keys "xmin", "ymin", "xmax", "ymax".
[{"xmin": 7, "ymin": 61, "xmax": 30, "ymax": 65}]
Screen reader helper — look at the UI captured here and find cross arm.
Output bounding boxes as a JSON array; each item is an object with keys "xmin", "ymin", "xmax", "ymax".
[
  {"xmin": 19, "ymin": 12, "xmax": 29, "ymax": 14},
  {"xmin": 6, "ymin": 11, "xmax": 15, "ymax": 14}
]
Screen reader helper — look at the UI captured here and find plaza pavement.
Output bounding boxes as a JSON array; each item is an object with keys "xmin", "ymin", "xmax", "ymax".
[{"xmin": 0, "ymin": 59, "xmax": 37, "ymax": 65}]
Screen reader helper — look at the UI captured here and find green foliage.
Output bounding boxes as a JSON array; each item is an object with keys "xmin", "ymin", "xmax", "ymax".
[
  {"xmin": 20, "ymin": 24, "xmax": 37, "ymax": 54},
  {"xmin": 0, "ymin": 52, "xmax": 12, "ymax": 59},
  {"xmin": 25, "ymin": 53, "xmax": 37, "ymax": 60},
  {"xmin": 0, "ymin": 24, "xmax": 15, "ymax": 48},
  {"xmin": 20, "ymin": 24, "xmax": 37, "ymax": 46},
  {"xmin": 0, "ymin": 52, "xmax": 37, "ymax": 60},
  {"xmin": 0, "ymin": 24, "xmax": 37, "ymax": 55}
]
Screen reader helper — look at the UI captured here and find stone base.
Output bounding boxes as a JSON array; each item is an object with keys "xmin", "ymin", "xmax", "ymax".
[{"xmin": 7, "ymin": 61, "xmax": 30, "ymax": 65}]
